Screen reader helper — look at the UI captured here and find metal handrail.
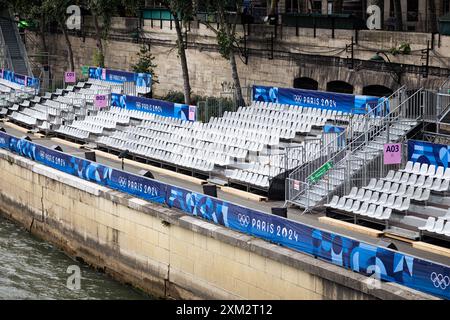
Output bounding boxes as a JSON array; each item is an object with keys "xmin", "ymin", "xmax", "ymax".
[
  {"xmin": 286, "ymin": 86, "xmax": 426, "ymax": 209},
  {"xmin": 3, "ymin": 12, "xmax": 33, "ymax": 76},
  {"xmin": 0, "ymin": 22, "xmax": 13, "ymax": 71}
]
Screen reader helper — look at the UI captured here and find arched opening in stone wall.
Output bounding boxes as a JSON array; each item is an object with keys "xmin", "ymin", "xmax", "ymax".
[
  {"xmin": 293, "ymin": 77, "xmax": 318, "ymax": 90},
  {"xmin": 362, "ymin": 85, "xmax": 394, "ymax": 97},
  {"xmin": 326, "ymin": 81, "xmax": 354, "ymax": 94}
]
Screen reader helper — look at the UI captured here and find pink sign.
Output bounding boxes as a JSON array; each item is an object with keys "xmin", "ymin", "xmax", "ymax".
[
  {"xmin": 94, "ymin": 94, "xmax": 108, "ymax": 109},
  {"xmin": 384, "ymin": 143, "xmax": 402, "ymax": 165},
  {"xmin": 188, "ymin": 105, "xmax": 196, "ymax": 121},
  {"xmin": 65, "ymin": 71, "xmax": 76, "ymax": 83}
]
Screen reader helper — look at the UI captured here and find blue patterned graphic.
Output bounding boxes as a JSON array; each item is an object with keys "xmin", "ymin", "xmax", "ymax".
[
  {"xmin": 88, "ymin": 67, "xmax": 152, "ymax": 91},
  {"xmin": 111, "ymin": 93, "xmax": 193, "ymax": 121},
  {"xmin": 253, "ymin": 85, "xmax": 384, "ymax": 115},
  {"xmin": 0, "ymin": 68, "xmax": 40, "ymax": 90},
  {"xmin": 408, "ymin": 140, "xmax": 449, "ymax": 168},
  {"xmin": 0, "ymin": 130, "xmax": 449, "ymax": 299}
]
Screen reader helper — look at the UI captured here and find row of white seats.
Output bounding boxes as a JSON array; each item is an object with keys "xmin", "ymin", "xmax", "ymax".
[
  {"xmin": 419, "ymin": 217, "xmax": 450, "ymax": 236},
  {"xmin": 400, "ymin": 162, "xmax": 450, "ymax": 179},
  {"xmin": 379, "ymin": 173, "xmax": 450, "ymax": 192},
  {"xmin": 349, "ymin": 185, "xmax": 430, "ymax": 202},
  {"xmin": 10, "ymin": 111, "xmax": 37, "ymax": 125},
  {"xmin": 55, "ymin": 125, "xmax": 90, "ymax": 139},
  {"xmin": 69, "ymin": 121, "xmax": 104, "ymax": 135},
  {"xmin": 97, "ymin": 136, "xmax": 217, "ymax": 170},
  {"xmin": 225, "ymin": 169, "xmax": 270, "ymax": 188},
  {"xmin": 325, "ymin": 197, "xmax": 394, "ymax": 219}
]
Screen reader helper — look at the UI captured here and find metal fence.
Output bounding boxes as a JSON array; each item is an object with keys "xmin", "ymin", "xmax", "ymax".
[{"xmin": 285, "ymin": 86, "xmax": 428, "ymax": 211}]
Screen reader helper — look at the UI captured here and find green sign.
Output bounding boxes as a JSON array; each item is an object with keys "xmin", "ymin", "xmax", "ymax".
[
  {"xmin": 308, "ymin": 161, "xmax": 333, "ymax": 183},
  {"xmin": 81, "ymin": 66, "xmax": 89, "ymax": 77}
]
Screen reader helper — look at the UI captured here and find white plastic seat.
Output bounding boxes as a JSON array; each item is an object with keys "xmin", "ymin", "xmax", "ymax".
[
  {"xmin": 346, "ymin": 187, "xmax": 358, "ymax": 199},
  {"xmin": 434, "ymin": 166, "xmax": 445, "ymax": 179},
  {"xmin": 399, "ymin": 198, "xmax": 410, "ymax": 211},
  {"xmin": 369, "ymin": 206, "xmax": 382, "ymax": 218},
  {"xmin": 343, "ymin": 199, "xmax": 354, "ymax": 211},
  {"xmin": 355, "ymin": 202, "xmax": 369, "ymax": 215},
  {"xmin": 350, "ymin": 201, "xmax": 361, "ymax": 213},
  {"xmin": 362, "ymin": 190, "xmax": 372, "ymax": 202},
  {"xmin": 325, "ymin": 195, "xmax": 339, "ymax": 208},
  {"xmin": 375, "ymin": 193, "xmax": 388, "ymax": 205},
  {"xmin": 384, "ymin": 170, "xmax": 395, "ymax": 181},
  {"xmin": 426, "ymin": 165, "xmax": 436, "ymax": 176},
  {"xmin": 354, "ymin": 188, "xmax": 365, "ymax": 200},
  {"xmin": 401, "ymin": 161, "xmax": 413, "ymax": 173},
  {"xmin": 438, "ymin": 221, "xmax": 450, "ymax": 235},
  {"xmin": 366, "ymin": 178, "xmax": 376, "ymax": 189},
  {"xmin": 363, "ymin": 204, "xmax": 376, "ymax": 217},
  {"xmin": 443, "ymin": 168, "xmax": 450, "ymax": 180},
  {"xmin": 439, "ymin": 179, "xmax": 449, "ymax": 192},
  {"xmin": 432, "ymin": 218, "xmax": 445, "ymax": 233},
  {"xmin": 419, "ymin": 163, "xmax": 428, "ymax": 176},
  {"xmin": 419, "ymin": 217, "xmax": 435, "ymax": 231}
]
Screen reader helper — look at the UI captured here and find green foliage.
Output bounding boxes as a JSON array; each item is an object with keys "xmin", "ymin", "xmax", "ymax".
[
  {"xmin": 389, "ymin": 43, "xmax": 411, "ymax": 56},
  {"xmin": 217, "ymin": 28, "xmax": 234, "ymax": 59},
  {"xmin": 92, "ymin": 49, "xmax": 105, "ymax": 67},
  {"xmin": 131, "ymin": 45, "xmax": 158, "ymax": 83}
]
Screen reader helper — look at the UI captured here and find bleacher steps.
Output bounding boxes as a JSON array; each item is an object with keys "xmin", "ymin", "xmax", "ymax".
[{"xmin": 384, "ymin": 226, "xmax": 420, "ymax": 242}]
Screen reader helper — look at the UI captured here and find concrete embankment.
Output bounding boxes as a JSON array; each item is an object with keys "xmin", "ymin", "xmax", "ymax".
[{"xmin": 0, "ymin": 149, "xmax": 436, "ymax": 300}]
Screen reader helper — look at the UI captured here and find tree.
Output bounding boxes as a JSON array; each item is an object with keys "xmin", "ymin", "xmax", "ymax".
[
  {"xmin": 332, "ymin": 0, "xmax": 343, "ymax": 13},
  {"xmin": 43, "ymin": 0, "xmax": 75, "ymax": 71},
  {"xmin": 392, "ymin": 0, "xmax": 403, "ymax": 31},
  {"xmin": 202, "ymin": 0, "xmax": 245, "ymax": 107},
  {"xmin": 85, "ymin": 0, "xmax": 121, "ymax": 68},
  {"xmin": 428, "ymin": 0, "xmax": 438, "ymax": 33},
  {"xmin": 161, "ymin": 0, "xmax": 193, "ymax": 105},
  {"xmin": 131, "ymin": 44, "xmax": 158, "ymax": 91}
]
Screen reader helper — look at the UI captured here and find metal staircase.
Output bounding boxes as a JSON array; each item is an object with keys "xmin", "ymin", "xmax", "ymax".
[
  {"xmin": 0, "ymin": 11, "xmax": 32, "ymax": 76},
  {"xmin": 286, "ymin": 87, "xmax": 426, "ymax": 212}
]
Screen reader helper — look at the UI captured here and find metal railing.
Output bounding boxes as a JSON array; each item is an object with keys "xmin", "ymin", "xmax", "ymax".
[
  {"xmin": 0, "ymin": 24, "xmax": 13, "ymax": 71},
  {"xmin": 285, "ymin": 86, "xmax": 427, "ymax": 211},
  {"xmin": 5, "ymin": 11, "xmax": 33, "ymax": 76}
]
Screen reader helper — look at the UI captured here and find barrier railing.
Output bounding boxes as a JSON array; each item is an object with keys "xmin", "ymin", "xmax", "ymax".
[
  {"xmin": 286, "ymin": 87, "xmax": 427, "ymax": 210},
  {"xmin": 0, "ymin": 130, "xmax": 448, "ymax": 299},
  {"xmin": 286, "ymin": 86, "xmax": 406, "ymax": 208}
]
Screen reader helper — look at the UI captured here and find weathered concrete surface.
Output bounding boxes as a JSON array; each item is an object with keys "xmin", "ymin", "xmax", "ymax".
[
  {"xmin": 0, "ymin": 149, "xmax": 438, "ymax": 300},
  {"xmin": 27, "ymin": 22, "xmax": 450, "ymax": 98}
]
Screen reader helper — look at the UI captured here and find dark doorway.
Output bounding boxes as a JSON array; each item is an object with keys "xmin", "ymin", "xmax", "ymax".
[
  {"xmin": 293, "ymin": 77, "xmax": 318, "ymax": 90},
  {"xmin": 363, "ymin": 85, "xmax": 394, "ymax": 97},
  {"xmin": 326, "ymin": 81, "xmax": 354, "ymax": 94}
]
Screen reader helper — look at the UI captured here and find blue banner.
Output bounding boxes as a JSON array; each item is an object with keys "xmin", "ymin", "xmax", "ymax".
[
  {"xmin": 89, "ymin": 67, "xmax": 152, "ymax": 90},
  {"xmin": 0, "ymin": 130, "xmax": 449, "ymax": 300},
  {"xmin": 111, "ymin": 93, "xmax": 194, "ymax": 121},
  {"xmin": 0, "ymin": 68, "xmax": 40, "ymax": 90},
  {"xmin": 408, "ymin": 140, "xmax": 450, "ymax": 169},
  {"xmin": 253, "ymin": 85, "xmax": 384, "ymax": 115}
]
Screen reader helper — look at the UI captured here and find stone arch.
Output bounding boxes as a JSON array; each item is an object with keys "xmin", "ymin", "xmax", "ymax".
[
  {"xmin": 362, "ymin": 85, "xmax": 394, "ymax": 97},
  {"xmin": 326, "ymin": 81, "xmax": 354, "ymax": 94},
  {"xmin": 293, "ymin": 77, "xmax": 318, "ymax": 90}
]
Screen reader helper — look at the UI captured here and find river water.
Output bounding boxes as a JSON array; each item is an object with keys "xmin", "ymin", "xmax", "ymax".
[{"xmin": 0, "ymin": 215, "xmax": 150, "ymax": 300}]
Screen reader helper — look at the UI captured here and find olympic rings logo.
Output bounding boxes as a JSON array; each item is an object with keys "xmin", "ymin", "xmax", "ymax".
[
  {"xmin": 237, "ymin": 214, "xmax": 250, "ymax": 227},
  {"xmin": 430, "ymin": 272, "xmax": 450, "ymax": 290},
  {"xmin": 118, "ymin": 177, "xmax": 127, "ymax": 187}
]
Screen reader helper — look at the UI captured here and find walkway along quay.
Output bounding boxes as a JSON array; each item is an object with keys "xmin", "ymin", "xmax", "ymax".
[{"xmin": 0, "ymin": 131, "xmax": 443, "ymax": 300}]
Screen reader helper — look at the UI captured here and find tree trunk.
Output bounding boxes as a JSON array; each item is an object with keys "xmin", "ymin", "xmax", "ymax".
[
  {"xmin": 39, "ymin": 14, "xmax": 48, "ymax": 67},
  {"xmin": 92, "ymin": 12, "xmax": 104, "ymax": 66},
  {"xmin": 173, "ymin": 13, "xmax": 192, "ymax": 105},
  {"xmin": 428, "ymin": 0, "xmax": 437, "ymax": 33},
  {"xmin": 393, "ymin": 0, "xmax": 403, "ymax": 31},
  {"xmin": 333, "ymin": 0, "xmax": 343, "ymax": 13},
  {"xmin": 219, "ymin": 7, "xmax": 244, "ymax": 106},
  {"xmin": 60, "ymin": 22, "xmax": 74, "ymax": 72},
  {"xmin": 269, "ymin": 0, "xmax": 279, "ymax": 15},
  {"xmin": 229, "ymin": 51, "xmax": 244, "ymax": 107}
]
